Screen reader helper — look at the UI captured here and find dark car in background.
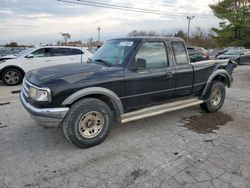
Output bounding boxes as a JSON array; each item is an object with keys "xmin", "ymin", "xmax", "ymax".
[
  {"xmin": 217, "ymin": 49, "xmax": 250, "ymax": 65},
  {"xmin": 215, "ymin": 47, "xmax": 246, "ymax": 59},
  {"xmin": 236, "ymin": 54, "xmax": 250, "ymax": 65},
  {"xmin": 215, "ymin": 49, "xmax": 228, "ymax": 59},
  {"xmin": 187, "ymin": 46, "xmax": 209, "ymax": 62}
]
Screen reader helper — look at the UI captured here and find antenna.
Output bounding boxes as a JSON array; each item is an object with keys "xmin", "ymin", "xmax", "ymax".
[{"xmin": 81, "ymin": 23, "xmax": 83, "ymax": 63}]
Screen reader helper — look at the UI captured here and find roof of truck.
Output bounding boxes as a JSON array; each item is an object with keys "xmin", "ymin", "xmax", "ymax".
[{"xmin": 110, "ymin": 36, "xmax": 184, "ymax": 42}]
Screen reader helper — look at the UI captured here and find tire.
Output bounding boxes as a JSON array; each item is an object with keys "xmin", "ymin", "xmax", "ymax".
[
  {"xmin": 63, "ymin": 98, "xmax": 113, "ymax": 148},
  {"xmin": 200, "ymin": 81, "xmax": 226, "ymax": 113},
  {"xmin": 1, "ymin": 68, "xmax": 23, "ymax": 86}
]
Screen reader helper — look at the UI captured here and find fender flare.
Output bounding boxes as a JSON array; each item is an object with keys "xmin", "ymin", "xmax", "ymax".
[
  {"xmin": 62, "ymin": 87, "xmax": 124, "ymax": 116},
  {"xmin": 202, "ymin": 69, "xmax": 231, "ymax": 96}
]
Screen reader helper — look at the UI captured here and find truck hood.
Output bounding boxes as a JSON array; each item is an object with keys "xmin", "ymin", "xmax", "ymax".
[{"xmin": 25, "ymin": 63, "xmax": 123, "ymax": 87}]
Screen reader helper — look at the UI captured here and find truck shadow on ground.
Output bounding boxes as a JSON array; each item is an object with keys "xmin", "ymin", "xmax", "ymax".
[
  {"xmin": 37, "ymin": 109, "xmax": 233, "ymax": 149},
  {"xmin": 1, "ymin": 104, "xmax": 234, "ymax": 154}
]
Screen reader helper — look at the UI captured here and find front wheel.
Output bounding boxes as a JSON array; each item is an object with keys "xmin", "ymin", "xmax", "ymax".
[
  {"xmin": 2, "ymin": 68, "xmax": 23, "ymax": 86},
  {"xmin": 200, "ymin": 81, "xmax": 226, "ymax": 112},
  {"xmin": 63, "ymin": 98, "xmax": 113, "ymax": 148}
]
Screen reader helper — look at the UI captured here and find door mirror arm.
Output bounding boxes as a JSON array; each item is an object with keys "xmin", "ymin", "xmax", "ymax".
[{"xmin": 130, "ymin": 58, "xmax": 146, "ymax": 71}]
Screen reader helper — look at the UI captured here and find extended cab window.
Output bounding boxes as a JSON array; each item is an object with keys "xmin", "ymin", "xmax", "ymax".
[
  {"xmin": 172, "ymin": 42, "xmax": 189, "ymax": 64},
  {"xmin": 136, "ymin": 42, "xmax": 168, "ymax": 68}
]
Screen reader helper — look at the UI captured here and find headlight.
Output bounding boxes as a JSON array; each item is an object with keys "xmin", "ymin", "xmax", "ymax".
[{"xmin": 29, "ymin": 86, "xmax": 51, "ymax": 102}]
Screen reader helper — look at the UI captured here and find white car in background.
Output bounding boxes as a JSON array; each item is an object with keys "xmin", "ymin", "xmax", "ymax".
[{"xmin": 0, "ymin": 46, "xmax": 93, "ymax": 86}]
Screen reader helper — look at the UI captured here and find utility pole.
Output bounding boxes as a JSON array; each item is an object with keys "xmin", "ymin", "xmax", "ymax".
[
  {"xmin": 97, "ymin": 26, "xmax": 101, "ymax": 42},
  {"xmin": 187, "ymin": 16, "xmax": 194, "ymax": 43},
  {"xmin": 81, "ymin": 24, "xmax": 83, "ymax": 63}
]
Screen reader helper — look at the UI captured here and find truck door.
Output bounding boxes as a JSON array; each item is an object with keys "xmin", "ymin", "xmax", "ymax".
[
  {"xmin": 125, "ymin": 41, "xmax": 175, "ymax": 111},
  {"xmin": 171, "ymin": 42, "xmax": 193, "ymax": 97}
]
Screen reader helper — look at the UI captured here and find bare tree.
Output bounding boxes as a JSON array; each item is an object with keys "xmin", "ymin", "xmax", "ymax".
[
  {"xmin": 61, "ymin": 33, "xmax": 71, "ymax": 45},
  {"xmin": 128, "ymin": 28, "xmax": 217, "ymax": 48},
  {"xmin": 128, "ymin": 30, "xmax": 159, "ymax": 37}
]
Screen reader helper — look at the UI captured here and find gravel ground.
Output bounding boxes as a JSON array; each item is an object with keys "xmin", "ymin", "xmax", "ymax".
[{"xmin": 0, "ymin": 65, "xmax": 250, "ymax": 188}]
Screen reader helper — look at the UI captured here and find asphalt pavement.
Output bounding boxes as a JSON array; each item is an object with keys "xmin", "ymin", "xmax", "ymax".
[{"xmin": 0, "ymin": 65, "xmax": 250, "ymax": 188}]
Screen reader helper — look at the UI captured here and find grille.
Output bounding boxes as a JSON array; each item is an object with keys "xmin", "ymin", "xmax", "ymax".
[{"xmin": 22, "ymin": 79, "xmax": 30, "ymax": 98}]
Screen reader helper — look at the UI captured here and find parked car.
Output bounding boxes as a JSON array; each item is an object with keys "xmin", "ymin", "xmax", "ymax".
[
  {"xmin": 187, "ymin": 46, "xmax": 209, "ymax": 62},
  {"xmin": 235, "ymin": 54, "xmax": 250, "ymax": 65},
  {"xmin": 215, "ymin": 47, "xmax": 246, "ymax": 59},
  {"xmin": 0, "ymin": 54, "xmax": 17, "ymax": 61},
  {"xmin": 0, "ymin": 46, "xmax": 93, "ymax": 85},
  {"xmin": 20, "ymin": 37, "xmax": 237, "ymax": 148},
  {"xmin": 0, "ymin": 49, "xmax": 15, "ymax": 58},
  {"xmin": 217, "ymin": 49, "xmax": 250, "ymax": 64},
  {"xmin": 0, "ymin": 48, "xmax": 24, "ymax": 59},
  {"xmin": 215, "ymin": 49, "xmax": 228, "ymax": 59}
]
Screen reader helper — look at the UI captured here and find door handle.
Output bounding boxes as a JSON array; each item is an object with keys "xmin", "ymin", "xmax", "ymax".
[
  {"xmin": 45, "ymin": 60, "xmax": 51, "ymax": 62},
  {"xmin": 165, "ymin": 72, "xmax": 173, "ymax": 79}
]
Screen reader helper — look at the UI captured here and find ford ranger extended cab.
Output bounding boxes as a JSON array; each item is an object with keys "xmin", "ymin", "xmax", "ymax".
[{"xmin": 20, "ymin": 37, "xmax": 237, "ymax": 148}]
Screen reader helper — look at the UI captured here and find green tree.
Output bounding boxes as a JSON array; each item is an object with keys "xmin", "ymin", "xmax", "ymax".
[
  {"xmin": 174, "ymin": 30, "xmax": 186, "ymax": 39},
  {"xmin": 5, "ymin": 42, "xmax": 18, "ymax": 47},
  {"xmin": 210, "ymin": 0, "xmax": 250, "ymax": 48}
]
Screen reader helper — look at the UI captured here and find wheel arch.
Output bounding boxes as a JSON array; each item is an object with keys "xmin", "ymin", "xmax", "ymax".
[
  {"xmin": 62, "ymin": 87, "xmax": 124, "ymax": 122},
  {"xmin": 202, "ymin": 69, "xmax": 231, "ymax": 96},
  {"xmin": 0, "ymin": 65, "xmax": 25, "ymax": 80}
]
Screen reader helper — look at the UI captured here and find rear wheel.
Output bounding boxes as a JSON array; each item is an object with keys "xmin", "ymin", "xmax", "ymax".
[
  {"xmin": 2, "ymin": 68, "xmax": 23, "ymax": 86},
  {"xmin": 200, "ymin": 81, "xmax": 226, "ymax": 112},
  {"xmin": 63, "ymin": 98, "xmax": 113, "ymax": 148}
]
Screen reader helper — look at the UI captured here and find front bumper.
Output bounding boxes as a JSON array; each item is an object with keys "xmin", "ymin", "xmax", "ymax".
[{"xmin": 20, "ymin": 92, "xmax": 69, "ymax": 127}]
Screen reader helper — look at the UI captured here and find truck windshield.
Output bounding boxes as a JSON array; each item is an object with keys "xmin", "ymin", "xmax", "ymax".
[{"xmin": 91, "ymin": 39, "xmax": 135, "ymax": 66}]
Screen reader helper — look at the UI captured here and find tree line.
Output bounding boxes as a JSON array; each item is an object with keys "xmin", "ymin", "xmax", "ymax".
[
  {"xmin": 129, "ymin": 0, "xmax": 250, "ymax": 49},
  {"xmin": 128, "ymin": 27, "xmax": 216, "ymax": 49},
  {"xmin": 4, "ymin": 42, "xmax": 34, "ymax": 48}
]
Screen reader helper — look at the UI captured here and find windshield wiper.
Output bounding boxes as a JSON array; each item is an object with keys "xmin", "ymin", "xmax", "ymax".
[{"xmin": 94, "ymin": 59, "xmax": 112, "ymax": 67}]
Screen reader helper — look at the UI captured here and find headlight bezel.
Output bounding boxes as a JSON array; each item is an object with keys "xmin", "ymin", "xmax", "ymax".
[{"xmin": 27, "ymin": 82, "xmax": 52, "ymax": 102}]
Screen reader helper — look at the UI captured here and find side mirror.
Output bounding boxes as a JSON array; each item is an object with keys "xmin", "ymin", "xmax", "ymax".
[
  {"xmin": 135, "ymin": 58, "xmax": 146, "ymax": 70},
  {"xmin": 26, "ymin": 54, "xmax": 34, "ymax": 58}
]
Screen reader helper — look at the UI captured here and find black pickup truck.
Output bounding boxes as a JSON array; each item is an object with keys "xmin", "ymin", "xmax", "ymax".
[{"xmin": 20, "ymin": 37, "xmax": 237, "ymax": 148}]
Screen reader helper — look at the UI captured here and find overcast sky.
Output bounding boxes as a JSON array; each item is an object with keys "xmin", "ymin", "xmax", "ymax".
[{"xmin": 0, "ymin": 0, "xmax": 220, "ymax": 45}]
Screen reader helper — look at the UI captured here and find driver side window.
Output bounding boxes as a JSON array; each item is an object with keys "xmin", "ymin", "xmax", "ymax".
[
  {"xmin": 135, "ymin": 42, "xmax": 168, "ymax": 69},
  {"xmin": 31, "ymin": 48, "xmax": 51, "ymax": 58}
]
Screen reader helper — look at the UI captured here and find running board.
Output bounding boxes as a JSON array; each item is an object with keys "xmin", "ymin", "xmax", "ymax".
[{"xmin": 121, "ymin": 98, "xmax": 204, "ymax": 124}]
